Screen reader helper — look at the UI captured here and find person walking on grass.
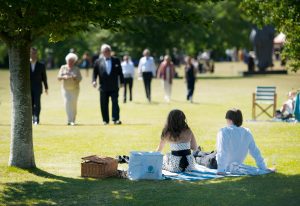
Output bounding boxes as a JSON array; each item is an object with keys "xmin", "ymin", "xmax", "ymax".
[
  {"xmin": 92, "ymin": 44, "xmax": 124, "ymax": 125},
  {"xmin": 157, "ymin": 55, "xmax": 175, "ymax": 103},
  {"xmin": 121, "ymin": 55, "xmax": 135, "ymax": 103},
  {"xmin": 138, "ymin": 49, "xmax": 156, "ymax": 102},
  {"xmin": 184, "ymin": 56, "xmax": 197, "ymax": 103},
  {"xmin": 58, "ymin": 53, "xmax": 82, "ymax": 126},
  {"xmin": 79, "ymin": 51, "xmax": 92, "ymax": 77},
  {"xmin": 30, "ymin": 47, "xmax": 48, "ymax": 125}
]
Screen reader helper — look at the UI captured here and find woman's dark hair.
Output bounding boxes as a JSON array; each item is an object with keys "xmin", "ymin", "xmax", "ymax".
[
  {"xmin": 225, "ymin": 108, "xmax": 243, "ymax": 127},
  {"xmin": 161, "ymin": 109, "xmax": 189, "ymax": 141}
]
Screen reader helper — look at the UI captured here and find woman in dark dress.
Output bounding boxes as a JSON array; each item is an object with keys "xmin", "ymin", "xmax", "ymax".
[{"xmin": 185, "ymin": 56, "xmax": 197, "ymax": 103}]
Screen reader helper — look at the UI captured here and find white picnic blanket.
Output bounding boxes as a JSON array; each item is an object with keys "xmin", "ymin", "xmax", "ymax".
[{"xmin": 162, "ymin": 163, "xmax": 272, "ymax": 181}]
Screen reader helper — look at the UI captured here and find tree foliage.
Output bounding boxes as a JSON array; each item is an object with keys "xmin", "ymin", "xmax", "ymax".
[
  {"xmin": 25, "ymin": 0, "xmax": 251, "ymax": 65},
  {"xmin": 74, "ymin": 0, "xmax": 252, "ymax": 59},
  {"xmin": 240, "ymin": 0, "xmax": 300, "ymax": 72},
  {"xmin": 0, "ymin": 0, "xmax": 214, "ymax": 45}
]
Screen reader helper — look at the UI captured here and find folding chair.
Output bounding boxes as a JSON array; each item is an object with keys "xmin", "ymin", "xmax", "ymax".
[{"xmin": 252, "ymin": 86, "xmax": 277, "ymax": 120}]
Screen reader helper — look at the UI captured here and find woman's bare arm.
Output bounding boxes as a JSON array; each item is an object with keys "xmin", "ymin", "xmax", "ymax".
[
  {"xmin": 156, "ymin": 139, "xmax": 166, "ymax": 152},
  {"xmin": 190, "ymin": 131, "xmax": 198, "ymax": 151}
]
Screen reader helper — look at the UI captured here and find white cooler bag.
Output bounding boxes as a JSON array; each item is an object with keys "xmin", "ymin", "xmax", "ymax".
[{"xmin": 128, "ymin": 151, "xmax": 163, "ymax": 180}]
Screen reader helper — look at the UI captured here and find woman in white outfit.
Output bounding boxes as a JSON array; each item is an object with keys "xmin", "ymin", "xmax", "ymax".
[
  {"xmin": 216, "ymin": 108, "xmax": 275, "ymax": 175},
  {"xmin": 157, "ymin": 55, "xmax": 175, "ymax": 103},
  {"xmin": 57, "ymin": 53, "xmax": 82, "ymax": 125}
]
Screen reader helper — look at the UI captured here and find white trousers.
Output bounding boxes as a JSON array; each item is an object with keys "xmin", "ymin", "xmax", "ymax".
[
  {"xmin": 162, "ymin": 80, "xmax": 172, "ymax": 102},
  {"xmin": 62, "ymin": 89, "xmax": 79, "ymax": 123}
]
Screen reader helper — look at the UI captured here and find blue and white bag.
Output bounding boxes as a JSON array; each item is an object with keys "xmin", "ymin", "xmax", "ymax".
[{"xmin": 128, "ymin": 151, "xmax": 163, "ymax": 180}]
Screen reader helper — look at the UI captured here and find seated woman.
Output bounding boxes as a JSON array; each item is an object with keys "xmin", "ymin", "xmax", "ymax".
[
  {"xmin": 216, "ymin": 109, "xmax": 274, "ymax": 175},
  {"xmin": 156, "ymin": 109, "xmax": 199, "ymax": 172},
  {"xmin": 276, "ymin": 91, "xmax": 297, "ymax": 120}
]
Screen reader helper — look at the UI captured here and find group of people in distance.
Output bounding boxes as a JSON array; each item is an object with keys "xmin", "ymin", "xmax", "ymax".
[
  {"xmin": 157, "ymin": 109, "xmax": 276, "ymax": 174},
  {"xmin": 140, "ymin": 49, "xmax": 198, "ymax": 103},
  {"xmin": 29, "ymin": 44, "xmax": 298, "ymax": 127},
  {"xmin": 29, "ymin": 44, "xmax": 199, "ymax": 125}
]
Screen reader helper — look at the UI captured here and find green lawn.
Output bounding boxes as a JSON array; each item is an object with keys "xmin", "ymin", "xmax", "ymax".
[{"xmin": 0, "ymin": 62, "xmax": 300, "ymax": 205}]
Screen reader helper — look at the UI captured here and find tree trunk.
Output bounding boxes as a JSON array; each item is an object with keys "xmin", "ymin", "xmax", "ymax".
[{"xmin": 8, "ymin": 42, "xmax": 36, "ymax": 168}]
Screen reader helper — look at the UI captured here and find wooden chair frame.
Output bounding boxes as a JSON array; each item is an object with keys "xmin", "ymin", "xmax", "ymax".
[{"xmin": 252, "ymin": 90, "xmax": 277, "ymax": 120}]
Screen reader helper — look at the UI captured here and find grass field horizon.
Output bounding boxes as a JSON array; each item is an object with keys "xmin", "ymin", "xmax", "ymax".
[{"xmin": 0, "ymin": 62, "xmax": 300, "ymax": 205}]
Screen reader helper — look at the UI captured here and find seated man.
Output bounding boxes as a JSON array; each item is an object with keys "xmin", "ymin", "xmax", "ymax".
[{"xmin": 216, "ymin": 108, "xmax": 274, "ymax": 175}]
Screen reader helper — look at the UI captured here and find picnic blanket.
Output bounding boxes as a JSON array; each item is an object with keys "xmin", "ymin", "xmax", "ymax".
[
  {"xmin": 162, "ymin": 163, "xmax": 272, "ymax": 181},
  {"xmin": 246, "ymin": 118, "xmax": 298, "ymax": 123},
  {"xmin": 271, "ymin": 118, "xmax": 298, "ymax": 123}
]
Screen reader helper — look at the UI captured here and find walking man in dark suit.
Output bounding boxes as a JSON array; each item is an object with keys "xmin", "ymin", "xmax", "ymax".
[
  {"xmin": 92, "ymin": 44, "xmax": 124, "ymax": 125},
  {"xmin": 30, "ymin": 47, "xmax": 48, "ymax": 125}
]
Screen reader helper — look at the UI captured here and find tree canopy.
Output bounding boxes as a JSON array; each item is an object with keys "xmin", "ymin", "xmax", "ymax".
[
  {"xmin": 240, "ymin": 0, "xmax": 300, "ymax": 71},
  {"xmin": 0, "ymin": 0, "xmax": 199, "ymax": 43},
  {"xmin": 0, "ymin": 0, "xmax": 250, "ymax": 66},
  {"xmin": 85, "ymin": 0, "xmax": 251, "ymax": 59}
]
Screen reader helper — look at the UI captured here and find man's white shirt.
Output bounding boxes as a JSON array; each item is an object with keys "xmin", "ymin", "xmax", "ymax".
[
  {"xmin": 216, "ymin": 125, "xmax": 266, "ymax": 173},
  {"xmin": 138, "ymin": 56, "xmax": 156, "ymax": 76}
]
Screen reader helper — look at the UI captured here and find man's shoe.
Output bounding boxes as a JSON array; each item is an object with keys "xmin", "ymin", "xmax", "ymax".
[
  {"xmin": 114, "ymin": 120, "xmax": 122, "ymax": 125},
  {"xmin": 103, "ymin": 121, "xmax": 109, "ymax": 125}
]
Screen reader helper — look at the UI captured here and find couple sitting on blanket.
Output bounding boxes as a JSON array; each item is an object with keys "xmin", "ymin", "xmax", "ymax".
[{"xmin": 156, "ymin": 109, "xmax": 275, "ymax": 175}]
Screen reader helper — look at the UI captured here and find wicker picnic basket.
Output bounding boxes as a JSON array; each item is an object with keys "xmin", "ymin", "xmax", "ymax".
[{"xmin": 81, "ymin": 155, "xmax": 118, "ymax": 178}]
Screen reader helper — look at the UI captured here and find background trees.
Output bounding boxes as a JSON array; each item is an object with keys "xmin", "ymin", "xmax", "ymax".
[
  {"xmin": 1, "ymin": 0, "xmax": 251, "ymax": 67},
  {"xmin": 2, "ymin": 0, "xmax": 299, "ymax": 69},
  {"xmin": 240, "ymin": 0, "xmax": 300, "ymax": 72}
]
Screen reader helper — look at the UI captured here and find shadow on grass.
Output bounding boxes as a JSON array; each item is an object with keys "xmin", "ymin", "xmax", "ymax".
[
  {"xmin": 0, "ymin": 124, "xmax": 10, "ymax": 126},
  {"xmin": 1, "ymin": 168, "xmax": 299, "ymax": 205},
  {"xmin": 171, "ymin": 100, "xmax": 222, "ymax": 106},
  {"xmin": 39, "ymin": 123, "xmax": 152, "ymax": 127},
  {"xmin": 77, "ymin": 123, "xmax": 152, "ymax": 126},
  {"xmin": 133, "ymin": 101, "xmax": 160, "ymax": 105},
  {"xmin": 196, "ymin": 76, "xmax": 244, "ymax": 80},
  {"xmin": 171, "ymin": 100, "xmax": 201, "ymax": 105},
  {"xmin": 195, "ymin": 75, "xmax": 270, "ymax": 80}
]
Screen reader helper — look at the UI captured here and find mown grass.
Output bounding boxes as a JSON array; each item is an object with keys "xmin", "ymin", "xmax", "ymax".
[{"xmin": 0, "ymin": 62, "xmax": 299, "ymax": 205}]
